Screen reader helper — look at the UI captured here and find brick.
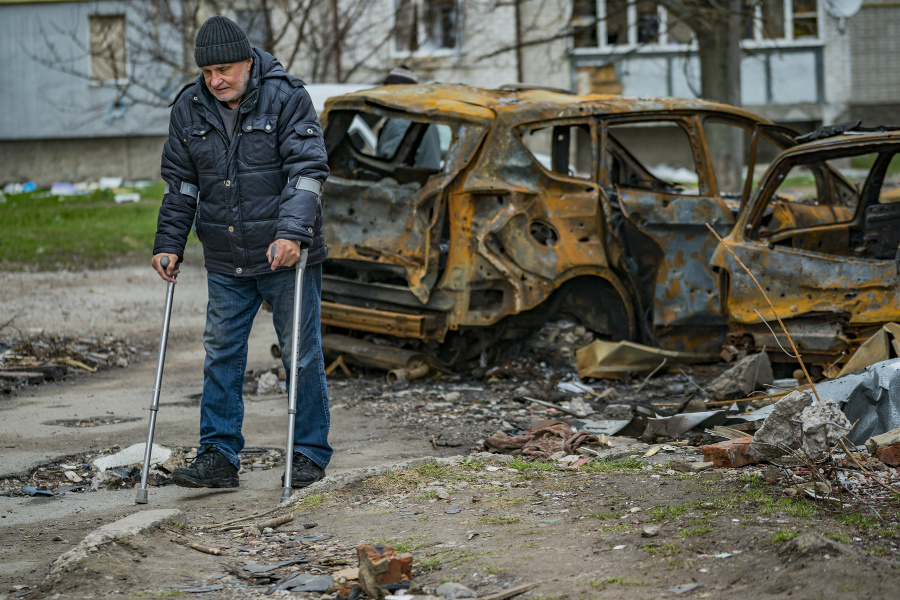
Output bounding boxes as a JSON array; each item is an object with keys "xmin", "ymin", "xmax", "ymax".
[
  {"xmin": 356, "ymin": 544, "xmax": 413, "ymax": 598},
  {"xmin": 876, "ymin": 444, "xmax": 900, "ymax": 467},
  {"xmin": 701, "ymin": 435, "xmax": 757, "ymax": 468}
]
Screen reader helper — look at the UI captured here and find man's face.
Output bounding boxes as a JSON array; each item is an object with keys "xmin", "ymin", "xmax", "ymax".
[{"xmin": 202, "ymin": 58, "xmax": 252, "ymax": 108}]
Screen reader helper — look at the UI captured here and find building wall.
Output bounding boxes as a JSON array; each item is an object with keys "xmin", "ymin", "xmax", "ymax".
[
  {"xmin": 0, "ymin": 136, "xmax": 166, "ymax": 186},
  {"xmin": 0, "ymin": 1, "xmax": 172, "ymax": 141},
  {"xmin": 848, "ymin": 3, "xmax": 900, "ymax": 124}
]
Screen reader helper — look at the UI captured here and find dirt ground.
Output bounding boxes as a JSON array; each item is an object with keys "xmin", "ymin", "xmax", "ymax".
[{"xmin": 2, "ymin": 256, "xmax": 899, "ymax": 600}]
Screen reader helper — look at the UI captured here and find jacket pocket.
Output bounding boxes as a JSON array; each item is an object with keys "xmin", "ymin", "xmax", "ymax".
[
  {"xmin": 294, "ymin": 121, "xmax": 327, "ymax": 164},
  {"xmin": 239, "ymin": 115, "xmax": 279, "ymax": 167},
  {"xmin": 184, "ymin": 124, "xmax": 218, "ymax": 171}
]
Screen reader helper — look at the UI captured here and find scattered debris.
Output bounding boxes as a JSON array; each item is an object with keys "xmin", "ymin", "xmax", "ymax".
[
  {"xmin": 483, "ymin": 421, "xmax": 604, "ymax": 458},
  {"xmin": 702, "ymin": 436, "xmax": 757, "ymax": 468},
  {"xmin": 576, "ymin": 340, "xmax": 716, "ymax": 380},
  {"xmin": 357, "ymin": 544, "xmax": 413, "ymax": 599},
  {"xmin": 706, "ymin": 352, "xmax": 773, "ymax": 401}
]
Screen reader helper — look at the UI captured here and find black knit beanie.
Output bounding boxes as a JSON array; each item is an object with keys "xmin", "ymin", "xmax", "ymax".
[{"xmin": 194, "ymin": 16, "xmax": 252, "ymax": 68}]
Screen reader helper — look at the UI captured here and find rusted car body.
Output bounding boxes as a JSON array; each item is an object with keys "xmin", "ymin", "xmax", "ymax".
[
  {"xmin": 319, "ymin": 84, "xmax": 800, "ymax": 364},
  {"xmin": 712, "ymin": 130, "xmax": 900, "ymax": 367}
]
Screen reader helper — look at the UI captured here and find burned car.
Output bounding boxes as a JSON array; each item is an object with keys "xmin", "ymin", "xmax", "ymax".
[
  {"xmin": 318, "ymin": 84, "xmax": 798, "ymax": 365},
  {"xmin": 712, "ymin": 127, "xmax": 900, "ymax": 370}
]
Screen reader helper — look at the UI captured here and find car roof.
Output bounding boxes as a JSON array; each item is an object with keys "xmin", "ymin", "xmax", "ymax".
[
  {"xmin": 322, "ymin": 83, "xmax": 772, "ymax": 126},
  {"xmin": 786, "ymin": 130, "xmax": 900, "ymax": 155}
]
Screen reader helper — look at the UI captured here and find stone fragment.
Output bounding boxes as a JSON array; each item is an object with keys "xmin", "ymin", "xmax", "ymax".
[
  {"xmin": 750, "ymin": 389, "xmax": 814, "ymax": 461},
  {"xmin": 689, "ymin": 462, "xmax": 713, "ymax": 472},
  {"xmin": 598, "ymin": 403, "xmax": 631, "ymax": 420},
  {"xmin": 668, "ymin": 583, "xmax": 704, "ymax": 595},
  {"xmin": 701, "ymin": 436, "xmax": 756, "ymax": 468},
  {"xmin": 435, "ymin": 582, "xmax": 477, "ymax": 599},
  {"xmin": 683, "ymin": 398, "xmax": 707, "ymax": 412},
  {"xmin": 876, "ymin": 444, "xmax": 900, "ymax": 467},
  {"xmin": 357, "ymin": 544, "xmax": 413, "ymax": 600},
  {"xmin": 642, "ymin": 526, "xmax": 660, "ymax": 538},
  {"xmin": 435, "ymin": 488, "xmax": 450, "ymax": 500},
  {"xmin": 865, "ymin": 427, "xmax": 900, "ymax": 455},
  {"xmin": 596, "ymin": 388, "xmax": 621, "ymax": 403},
  {"xmin": 707, "ymin": 352, "xmax": 773, "ymax": 401},
  {"xmin": 798, "ymin": 401, "xmax": 852, "ymax": 461},
  {"xmin": 256, "ymin": 372, "xmax": 281, "ymax": 396}
]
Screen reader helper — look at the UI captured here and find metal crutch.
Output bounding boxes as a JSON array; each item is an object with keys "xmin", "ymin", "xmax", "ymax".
[
  {"xmin": 136, "ymin": 256, "xmax": 177, "ymax": 505},
  {"xmin": 280, "ymin": 244, "xmax": 308, "ymax": 501}
]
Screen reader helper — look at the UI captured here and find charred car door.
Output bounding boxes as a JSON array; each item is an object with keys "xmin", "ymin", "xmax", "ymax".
[
  {"xmin": 714, "ymin": 140, "xmax": 900, "ymax": 359},
  {"xmin": 600, "ymin": 116, "xmax": 734, "ymax": 353}
]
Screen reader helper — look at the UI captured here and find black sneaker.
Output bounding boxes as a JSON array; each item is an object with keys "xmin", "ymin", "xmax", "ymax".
[
  {"xmin": 284, "ymin": 452, "xmax": 325, "ymax": 489},
  {"xmin": 172, "ymin": 446, "xmax": 239, "ymax": 488}
]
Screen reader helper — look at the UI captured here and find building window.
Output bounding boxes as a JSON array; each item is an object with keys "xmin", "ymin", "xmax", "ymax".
[
  {"xmin": 90, "ymin": 15, "xmax": 126, "ymax": 81},
  {"xmin": 235, "ymin": 9, "xmax": 271, "ymax": 49},
  {"xmin": 743, "ymin": 0, "xmax": 817, "ymax": 41},
  {"xmin": 395, "ymin": 0, "xmax": 459, "ymax": 53},
  {"xmin": 572, "ymin": 0, "xmax": 817, "ymax": 49}
]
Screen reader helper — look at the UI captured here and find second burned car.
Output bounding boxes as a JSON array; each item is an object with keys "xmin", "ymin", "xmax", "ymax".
[{"xmin": 318, "ymin": 84, "xmax": 897, "ymax": 369}]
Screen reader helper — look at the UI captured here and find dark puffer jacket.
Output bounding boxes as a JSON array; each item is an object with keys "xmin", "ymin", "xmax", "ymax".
[{"xmin": 154, "ymin": 48, "xmax": 328, "ymax": 276}]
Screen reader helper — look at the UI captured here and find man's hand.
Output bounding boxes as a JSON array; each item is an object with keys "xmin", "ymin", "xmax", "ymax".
[
  {"xmin": 152, "ymin": 253, "xmax": 180, "ymax": 283},
  {"xmin": 267, "ymin": 239, "xmax": 301, "ymax": 270}
]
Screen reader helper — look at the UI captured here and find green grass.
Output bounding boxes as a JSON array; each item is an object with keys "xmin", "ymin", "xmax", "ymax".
[
  {"xmin": 508, "ymin": 458, "xmax": 555, "ymax": 471},
  {"xmin": 769, "ymin": 529, "xmax": 799, "ymax": 543},
  {"xmin": 644, "ymin": 541, "xmax": 681, "ymax": 557},
  {"xmin": 823, "ymin": 531, "xmax": 851, "ymax": 544},
  {"xmin": 300, "ymin": 493, "xmax": 326, "ymax": 507},
  {"xmin": 583, "ymin": 511, "xmax": 623, "ymax": 520},
  {"xmin": 0, "ymin": 185, "xmax": 193, "ymax": 271},
  {"xmin": 477, "ymin": 516, "xmax": 521, "ymax": 525},
  {"xmin": 678, "ymin": 525, "xmax": 711, "ymax": 538},
  {"xmin": 649, "ymin": 501, "xmax": 693, "ymax": 523},
  {"xmin": 579, "ymin": 457, "xmax": 643, "ymax": 472},
  {"xmin": 837, "ymin": 512, "xmax": 880, "ymax": 530},
  {"xmin": 591, "ymin": 577, "xmax": 650, "ymax": 588}
]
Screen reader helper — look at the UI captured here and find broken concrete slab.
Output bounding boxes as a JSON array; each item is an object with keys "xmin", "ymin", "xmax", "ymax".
[
  {"xmin": 864, "ymin": 426, "xmax": 900, "ymax": 454},
  {"xmin": 92, "ymin": 443, "xmax": 171, "ymax": 472},
  {"xmin": 750, "ymin": 389, "xmax": 814, "ymax": 461},
  {"xmin": 706, "ymin": 352, "xmax": 773, "ymax": 401},
  {"xmin": 51, "ymin": 509, "xmax": 182, "ymax": 573},
  {"xmin": 798, "ymin": 401, "xmax": 852, "ymax": 461}
]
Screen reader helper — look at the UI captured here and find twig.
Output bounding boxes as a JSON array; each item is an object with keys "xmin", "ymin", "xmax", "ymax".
[
  {"xmin": 477, "ymin": 582, "xmax": 540, "ymax": 600},
  {"xmin": 257, "ymin": 513, "xmax": 294, "ymax": 530},
  {"xmin": 204, "ymin": 508, "xmax": 278, "ymax": 529},
  {"xmin": 179, "ymin": 541, "xmax": 222, "ymax": 555},
  {"xmin": 676, "ymin": 368, "xmax": 710, "ymax": 398},
  {"xmin": 635, "ymin": 358, "xmax": 667, "ymax": 393},
  {"xmin": 521, "ymin": 397, "xmax": 591, "ymax": 418},
  {"xmin": 570, "ymin": 381, "xmax": 601, "ymax": 398},
  {"xmin": 705, "ymin": 223, "xmax": 821, "ymax": 403}
]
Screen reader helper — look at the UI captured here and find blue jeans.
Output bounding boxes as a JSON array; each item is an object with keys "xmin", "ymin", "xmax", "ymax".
[{"xmin": 199, "ymin": 263, "xmax": 331, "ymax": 470}]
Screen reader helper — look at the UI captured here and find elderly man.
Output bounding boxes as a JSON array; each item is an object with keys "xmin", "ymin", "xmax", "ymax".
[{"xmin": 152, "ymin": 15, "xmax": 331, "ymax": 489}]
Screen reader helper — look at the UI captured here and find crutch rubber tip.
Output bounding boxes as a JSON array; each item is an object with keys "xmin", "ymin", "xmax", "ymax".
[
  {"xmin": 135, "ymin": 489, "xmax": 149, "ymax": 504},
  {"xmin": 281, "ymin": 487, "xmax": 292, "ymax": 502}
]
